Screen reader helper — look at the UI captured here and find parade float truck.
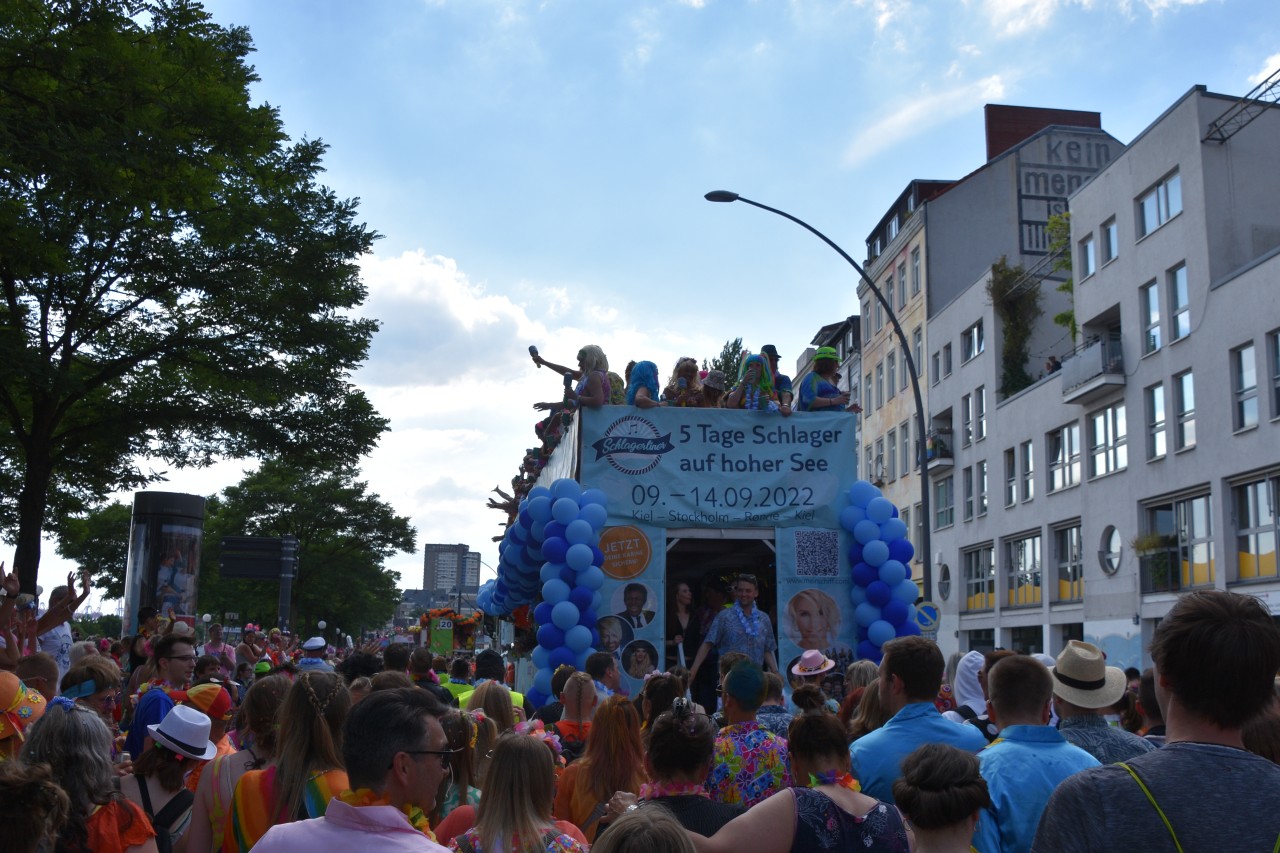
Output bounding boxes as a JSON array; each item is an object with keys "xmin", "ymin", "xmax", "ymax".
[{"xmin": 495, "ymin": 404, "xmax": 907, "ymax": 704}]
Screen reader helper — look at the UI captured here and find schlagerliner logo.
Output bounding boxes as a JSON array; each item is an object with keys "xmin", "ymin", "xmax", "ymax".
[{"xmin": 590, "ymin": 415, "xmax": 674, "ymax": 475}]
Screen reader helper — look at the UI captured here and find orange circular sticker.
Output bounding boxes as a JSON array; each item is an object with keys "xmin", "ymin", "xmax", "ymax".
[{"xmin": 598, "ymin": 526, "xmax": 652, "ymax": 580}]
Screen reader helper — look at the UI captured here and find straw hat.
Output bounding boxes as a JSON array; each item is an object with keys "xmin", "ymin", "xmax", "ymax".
[
  {"xmin": 1049, "ymin": 640, "xmax": 1126, "ymax": 708},
  {"xmin": 148, "ymin": 705, "xmax": 217, "ymax": 760},
  {"xmin": 791, "ymin": 649, "xmax": 836, "ymax": 678}
]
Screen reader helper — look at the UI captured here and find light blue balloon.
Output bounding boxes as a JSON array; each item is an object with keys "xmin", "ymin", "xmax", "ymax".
[
  {"xmin": 880, "ymin": 518, "xmax": 908, "ymax": 541},
  {"xmin": 579, "ymin": 502, "xmax": 608, "ymax": 531},
  {"xmin": 565, "ymin": 624, "xmax": 592, "ymax": 653},
  {"xmin": 528, "ymin": 495, "xmax": 554, "ymax": 523},
  {"xmin": 528, "ymin": 485, "xmax": 552, "ymax": 501},
  {"xmin": 904, "ymin": 603, "xmax": 918, "ymax": 626},
  {"xmin": 533, "ymin": 667, "xmax": 553, "ymax": 696},
  {"xmin": 849, "ymin": 585, "xmax": 868, "ymax": 606},
  {"xmin": 892, "ymin": 579, "xmax": 919, "ymax": 603},
  {"xmin": 854, "ymin": 519, "xmax": 882, "ymax": 545},
  {"xmin": 854, "ymin": 602, "xmax": 882, "ymax": 627},
  {"xmin": 839, "ymin": 505, "xmax": 866, "ymax": 532},
  {"xmin": 575, "ymin": 649, "xmax": 592, "ymax": 669},
  {"xmin": 552, "ymin": 497, "xmax": 580, "ymax": 525},
  {"xmin": 565, "ymin": 543, "xmax": 594, "ymax": 571},
  {"xmin": 551, "ymin": 478, "xmax": 583, "ymax": 501},
  {"xmin": 866, "ymin": 497, "xmax": 895, "ymax": 523},
  {"xmin": 540, "ymin": 562, "xmax": 564, "ymax": 584},
  {"xmin": 591, "ymin": 591, "xmax": 604, "ymax": 611},
  {"xmin": 878, "ymin": 560, "xmax": 907, "ymax": 587},
  {"xmin": 542, "ymin": 578, "xmax": 571, "ymax": 604},
  {"xmin": 868, "ymin": 619, "xmax": 896, "ymax": 646},
  {"xmin": 578, "ymin": 566, "xmax": 605, "ymax": 590},
  {"xmin": 848, "ymin": 481, "xmax": 882, "ymax": 508},
  {"xmin": 564, "ymin": 519, "xmax": 594, "ymax": 545},
  {"xmin": 578, "ymin": 487, "xmax": 608, "ymax": 507},
  {"xmin": 552, "ymin": 600, "xmax": 581, "ymax": 630},
  {"xmin": 862, "ymin": 539, "xmax": 890, "ymax": 567},
  {"xmin": 531, "ymin": 645, "xmax": 550, "ymax": 669}
]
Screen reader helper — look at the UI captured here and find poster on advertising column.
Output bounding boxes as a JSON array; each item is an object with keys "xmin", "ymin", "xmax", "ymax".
[
  {"xmin": 596, "ymin": 523, "xmax": 666, "ymax": 699},
  {"xmin": 775, "ymin": 525, "xmax": 855, "ymax": 705}
]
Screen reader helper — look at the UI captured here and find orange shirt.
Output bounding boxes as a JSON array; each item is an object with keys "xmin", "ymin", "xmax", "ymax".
[{"xmin": 86, "ymin": 800, "xmax": 156, "ymax": 853}]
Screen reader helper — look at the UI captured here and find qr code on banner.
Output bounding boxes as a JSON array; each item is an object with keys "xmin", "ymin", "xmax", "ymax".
[{"xmin": 793, "ymin": 530, "xmax": 839, "ymax": 577}]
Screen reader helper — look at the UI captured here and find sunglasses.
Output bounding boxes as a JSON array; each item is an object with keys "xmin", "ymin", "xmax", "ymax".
[{"xmin": 397, "ymin": 747, "xmax": 461, "ymax": 769}]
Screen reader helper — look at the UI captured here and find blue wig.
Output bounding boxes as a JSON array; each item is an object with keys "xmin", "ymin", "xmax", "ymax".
[{"xmin": 627, "ymin": 361, "xmax": 661, "ymax": 405}]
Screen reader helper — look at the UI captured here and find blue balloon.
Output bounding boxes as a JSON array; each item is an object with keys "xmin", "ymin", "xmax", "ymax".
[
  {"xmin": 575, "ymin": 649, "xmax": 592, "ymax": 670},
  {"xmin": 579, "ymin": 502, "xmax": 608, "ymax": 531},
  {"xmin": 532, "ymin": 645, "xmax": 550, "ymax": 669},
  {"xmin": 848, "ymin": 543, "xmax": 864, "ymax": 565},
  {"xmin": 892, "ymin": 579, "xmax": 919, "ymax": 603},
  {"xmin": 857, "ymin": 640, "xmax": 882, "ymax": 662},
  {"xmin": 904, "ymin": 603, "xmax": 918, "ymax": 625},
  {"xmin": 527, "ymin": 485, "xmax": 552, "ymax": 501},
  {"xmin": 578, "ymin": 487, "xmax": 608, "ymax": 507},
  {"xmin": 539, "ymin": 562, "xmax": 563, "ymax": 584},
  {"xmin": 541, "ymin": 537, "xmax": 569, "ymax": 565},
  {"xmin": 551, "ymin": 478, "xmax": 583, "ymax": 501},
  {"xmin": 862, "ymin": 540, "xmax": 890, "ymax": 567},
  {"xmin": 552, "ymin": 497, "xmax": 580, "ymax": 525},
  {"xmin": 868, "ymin": 619, "xmax": 896, "ymax": 646},
  {"xmin": 856, "ymin": 625, "xmax": 869, "ymax": 643},
  {"xmin": 552, "ymin": 601, "xmax": 580, "ymax": 630},
  {"xmin": 852, "ymin": 562, "xmax": 878, "ymax": 588},
  {"xmin": 565, "ymin": 543, "xmax": 594, "ymax": 571},
  {"xmin": 590, "ymin": 628, "xmax": 601, "ymax": 647},
  {"xmin": 526, "ymin": 689, "xmax": 548, "ymax": 709},
  {"xmin": 882, "ymin": 598, "xmax": 909, "ymax": 627},
  {"xmin": 569, "ymin": 586, "xmax": 594, "ymax": 611},
  {"xmin": 565, "ymin": 519, "xmax": 594, "ymax": 545},
  {"xmin": 578, "ymin": 565, "xmax": 605, "ymax": 590},
  {"xmin": 591, "ymin": 591, "xmax": 604, "ymax": 611},
  {"xmin": 904, "ymin": 562, "xmax": 913, "ymax": 580},
  {"xmin": 577, "ymin": 608, "xmax": 597, "ymax": 629},
  {"xmin": 549, "ymin": 646, "xmax": 576, "ymax": 669},
  {"xmin": 533, "ymin": 667, "xmax": 553, "ymax": 696},
  {"xmin": 849, "ymin": 481, "xmax": 882, "ymax": 508},
  {"xmin": 528, "ymin": 495, "xmax": 554, "ymax": 523},
  {"xmin": 565, "ymin": 625, "xmax": 592, "ymax": 653},
  {"xmin": 525, "ymin": 544, "xmax": 544, "ymax": 562},
  {"xmin": 534, "ymin": 601, "xmax": 554, "ymax": 626},
  {"xmin": 559, "ymin": 566, "xmax": 576, "ymax": 584},
  {"xmin": 866, "ymin": 497, "xmax": 895, "ymax": 523},
  {"xmin": 591, "ymin": 545, "xmax": 605, "ymax": 566},
  {"xmin": 896, "ymin": 621, "xmax": 922, "ymax": 637},
  {"xmin": 849, "ymin": 585, "xmax": 868, "ymax": 606},
  {"xmin": 880, "ymin": 518, "xmax": 908, "ymax": 541},
  {"xmin": 530, "ymin": 520, "xmax": 548, "ymax": 542},
  {"xmin": 888, "ymin": 538, "xmax": 915, "ymax": 564},
  {"xmin": 542, "ymin": 579, "xmax": 570, "ymax": 604},
  {"xmin": 537, "ymin": 624, "xmax": 565, "ymax": 648},
  {"xmin": 839, "ymin": 505, "xmax": 866, "ymax": 532},
  {"xmin": 494, "ymin": 580, "xmax": 508, "ymax": 595},
  {"xmin": 518, "ymin": 509, "xmax": 533, "ymax": 529},
  {"xmin": 854, "ymin": 602, "xmax": 882, "ymax": 627},
  {"xmin": 878, "ymin": 560, "xmax": 907, "ymax": 587},
  {"xmin": 866, "ymin": 580, "xmax": 892, "ymax": 607},
  {"xmin": 854, "ymin": 519, "xmax": 882, "ymax": 545},
  {"xmin": 543, "ymin": 521, "xmax": 567, "ymax": 541}
]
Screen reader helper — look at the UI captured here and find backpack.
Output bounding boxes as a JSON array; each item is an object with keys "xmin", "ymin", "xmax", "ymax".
[{"xmin": 135, "ymin": 776, "xmax": 195, "ymax": 853}]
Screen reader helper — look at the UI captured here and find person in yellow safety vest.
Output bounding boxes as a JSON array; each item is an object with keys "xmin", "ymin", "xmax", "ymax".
[
  {"xmin": 442, "ymin": 657, "xmax": 473, "ymax": 703},
  {"xmin": 457, "ymin": 649, "xmax": 534, "ymax": 720}
]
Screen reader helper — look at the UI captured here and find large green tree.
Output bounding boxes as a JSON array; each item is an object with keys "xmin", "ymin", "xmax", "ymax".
[{"xmin": 0, "ymin": 1, "xmax": 386, "ymax": 591}]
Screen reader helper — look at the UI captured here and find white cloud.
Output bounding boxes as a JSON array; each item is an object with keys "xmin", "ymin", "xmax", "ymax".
[
  {"xmin": 1249, "ymin": 53, "xmax": 1280, "ymax": 86},
  {"xmin": 1138, "ymin": 0, "xmax": 1212, "ymax": 12},
  {"xmin": 844, "ymin": 74, "xmax": 1008, "ymax": 167},
  {"xmin": 676, "ymin": 0, "xmax": 707, "ymax": 7},
  {"xmin": 982, "ymin": 0, "xmax": 1061, "ymax": 36},
  {"xmin": 625, "ymin": 9, "xmax": 662, "ymax": 71}
]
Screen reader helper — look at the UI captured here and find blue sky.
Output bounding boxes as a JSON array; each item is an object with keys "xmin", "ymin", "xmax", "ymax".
[{"xmin": 38, "ymin": 0, "xmax": 1280, "ymax": 608}]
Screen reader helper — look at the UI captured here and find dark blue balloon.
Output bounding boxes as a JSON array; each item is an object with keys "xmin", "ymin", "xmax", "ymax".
[
  {"xmin": 857, "ymin": 640, "xmax": 882, "ymax": 662},
  {"xmin": 537, "ymin": 624, "xmax": 565, "ymax": 648},
  {"xmin": 856, "ymin": 625, "xmax": 869, "ymax": 643},
  {"xmin": 866, "ymin": 580, "xmax": 892, "ymax": 607},
  {"xmin": 560, "ymin": 567, "xmax": 577, "ymax": 584},
  {"xmin": 519, "ymin": 509, "xmax": 533, "ymax": 529},
  {"xmin": 534, "ymin": 602, "xmax": 554, "ymax": 626},
  {"xmin": 494, "ymin": 580, "xmax": 508, "ymax": 595},
  {"xmin": 896, "ymin": 620, "xmax": 922, "ymax": 637},
  {"xmin": 891, "ymin": 504, "xmax": 899, "ymax": 518},
  {"xmin": 543, "ymin": 521, "xmax": 567, "ymax": 541},
  {"xmin": 569, "ymin": 586, "xmax": 594, "ymax": 610},
  {"xmin": 541, "ymin": 537, "xmax": 569, "ymax": 565},
  {"xmin": 578, "ymin": 608, "xmax": 597, "ymax": 629},
  {"xmin": 852, "ymin": 562, "xmax": 878, "ymax": 588},
  {"xmin": 591, "ymin": 545, "xmax": 606, "ymax": 566},
  {"xmin": 882, "ymin": 598, "xmax": 909, "ymax": 627},
  {"xmin": 849, "ymin": 543, "xmax": 864, "ymax": 566},
  {"xmin": 888, "ymin": 538, "xmax": 915, "ymax": 564},
  {"xmin": 590, "ymin": 628, "xmax": 601, "ymax": 647},
  {"xmin": 526, "ymin": 689, "xmax": 548, "ymax": 708},
  {"xmin": 549, "ymin": 647, "xmax": 576, "ymax": 669}
]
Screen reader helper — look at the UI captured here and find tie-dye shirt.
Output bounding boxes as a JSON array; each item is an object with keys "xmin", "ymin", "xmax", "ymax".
[{"xmin": 706, "ymin": 720, "xmax": 792, "ymax": 808}]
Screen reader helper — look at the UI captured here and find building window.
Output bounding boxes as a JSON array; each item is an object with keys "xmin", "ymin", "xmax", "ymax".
[
  {"xmin": 865, "ymin": 446, "xmax": 873, "ymax": 481},
  {"xmin": 1270, "ymin": 330, "xmax": 1280, "ymax": 418},
  {"xmin": 943, "ymin": 344, "xmax": 953, "ymax": 377},
  {"xmin": 1169, "ymin": 263, "xmax": 1189, "ymax": 341},
  {"xmin": 863, "ymin": 302, "xmax": 871, "ymax": 342},
  {"xmin": 875, "ymin": 298, "xmax": 883, "ymax": 333},
  {"xmin": 1055, "ymin": 525, "xmax": 1084, "ymax": 602},
  {"xmin": 931, "ymin": 352, "xmax": 940, "ymax": 386},
  {"xmin": 887, "ymin": 353, "xmax": 897, "ymax": 400},
  {"xmin": 1079, "ymin": 234, "xmax": 1096, "ymax": 278},
  {"xmin": 962, "ymin": 321, "xmax": 985, "ymax": 362},
  {"xmin": 935, "ymin": 476, "xmax": 954, "ymax": 529},
  {"xmin": 900, "ymin": 346, "xmax": 910, "ymax": 391},
  {"xmin": 1101, "ymin": 218, "xmax": 1118, "ymax": 264},
  {"xmin": 865, "ymin": 372, "xmax": 873, "ymax": 413},
  {"xmin": 1141, "ymin": 494, "xmax": 1213, "ymax": 591},
  {"xmin": 1236, "ymin": 475, "xmax": 1278, "ymax": 582},
  {"xmin": 900, "ymin": 421, "xmax": 911, "ymax": 474},
  {"xmin": 961, "ymin": 394, "xmax": 973, "ymax": 447},
  {"xmin": 875, "ymin": 438, "xmax": 885, "ymax": 482},
  {"xmin": 1142, "ymin": 281, "xmax": 1161, "ymax": 354},
  {"xmin": 887, "ymin": 428, "xmax": 897, "ymax": 481},
  {"xmin": 1004, "ymin": 448, "xmax": 1017, "ymax": 507},
  {"xmin": 875, "ymin": 362, "xmax": 884, "ymax": 410},
  {"xmin": 1088, "ymin": 403, "xmax": 1127, "ymax": 478},
  {"xmin": 898, "ymin": 261, "xmax": 907, "ymax": 309},
  {"xmin": 1048, "ymin": 422, "xmax": 1081, "ymax": 492},
  {"xmin": 911, "ymin": 247, "xmax": 921, "ymax": 294},
  {"xmin": 888, "ymin": 216, "xmax": 899, "ymax": 242},
  {"xmin": 974, "ymin": 386, "xmax": 986, "ymax": 441},
  {"xmin": 1020, "ymin": 440, "xmax": 1035, "ymax": 501},
  {"xmin": 1235, "ymin": 343, "xmax": 1259, "ymax": 430},
  {"xmin": 1137, "ymin": 171, "xmax": 1182, "ymax": 238},
  {"xmin": 976, "ymin": 459, "xmax": 988, "ymax": 517},
  {"xmin": 963, "ymin": 467, "xmax": 974, "ymax": 522},
  {"xmin": 964, "ymin": 545, "xmax": 995, "ymax": 611},
  {"xmin": 1147, "ymin": 383, "xmax": 1167, "ymax": 459},
  {"xmin": 871, "ymin": 236, "xmax": 882, "ymax": 257},
  {"xmin": 912, "ymin": 327, "xmax": 923, "ymax": 379},
  {"xmin": 1006, "ymin": 532, "xmax": 1042, "ymax": 608},
  {"xmin": 1174, "ymin": 370, "xmax": 1196, "ymax": 449}
]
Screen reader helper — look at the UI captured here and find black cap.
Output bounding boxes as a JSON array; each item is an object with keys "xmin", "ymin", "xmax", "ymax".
[
  {"xmin": 475, "ymin": 648, "xmax": 504, "ymax": 680},
  {"xmin": 761, "ymin": 344, "xmax": 780, "ymax": 359}
]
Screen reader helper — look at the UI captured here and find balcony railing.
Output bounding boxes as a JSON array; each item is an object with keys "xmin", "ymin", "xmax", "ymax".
[{"xmin": 1061, "ymin": 333, "xmax": 1125, "ymax": 404}]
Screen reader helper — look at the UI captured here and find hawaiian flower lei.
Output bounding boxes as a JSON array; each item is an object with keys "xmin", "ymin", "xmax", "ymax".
[
  {"xmin": 514, "ymin": 719, "xmax": 563, "ymax": 758},
  {"xmin": 808, "ymin": 771, "xmax": 861, "ymax": 792},
  {"xmin": 733, "ymin": 602, "xmax": 760, "ymax": 638},
  {"xmin": 338, "ymin": 788, "xmax": 437, "ymax": 841},
  {"xmin": 639, "ymin": 780, "xmax": 709, "ymax": 800}
]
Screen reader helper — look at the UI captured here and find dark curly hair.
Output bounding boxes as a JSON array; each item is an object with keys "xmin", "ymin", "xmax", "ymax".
[{"xmin": 892, "ymin": 743, "xmax": 991, "ymax": 830}]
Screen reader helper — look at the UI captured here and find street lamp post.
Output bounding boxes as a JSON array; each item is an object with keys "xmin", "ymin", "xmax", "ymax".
[{"xmin": 705, "ymin": 190, "xmax": 933, "ymax": 600}]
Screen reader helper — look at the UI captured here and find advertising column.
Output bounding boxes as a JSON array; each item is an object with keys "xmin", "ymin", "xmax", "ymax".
[
  {"xmin": 596, "ymin": 523, "xmax": 665, "ymax": 698},
  {"xmin": 775, "ymin": 526, "xmax": 855, "ymax": 704},
  {"xmin": 122, "ymin": 492, "xmax": 206, "ymax": 635}
]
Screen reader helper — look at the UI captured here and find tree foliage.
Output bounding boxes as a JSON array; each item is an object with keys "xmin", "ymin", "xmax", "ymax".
[
  {"xmin": 705, "ymin": 338, "xmax": 746, "ymax": 383},
  {"xmin": 1047, "ymin": 212, "xmax": 1077, "ymax": 343},
  {"xmin": 56, "ymin": 500, "xmax": 132, "ymax": 600},
  {"xmin": 0, "ymin": 1, "xmax": 386, "ymax": 590},
  {"xmin": 987, "ymin": 257, "xmax": 1043, "ymax": 398}
]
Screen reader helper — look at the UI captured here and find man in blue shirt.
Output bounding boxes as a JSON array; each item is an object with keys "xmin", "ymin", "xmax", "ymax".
[
  {"xmin": 973, "ymin": 655, "xmax": 1099, "ymax": 853},
  {"xmin": 688, "ymin": 574, "xmax": 778, "ymax": 688},
  {"xmin": 760, "ymin": 345, "xmax": 794, "ymax": 416},
  {"xmin": 124, "ymin": 632, "xmax": 196, "ymax": 760},
  {"xmin": 849, "ymin": 636, "xmax": 986, "ymax": 802}
]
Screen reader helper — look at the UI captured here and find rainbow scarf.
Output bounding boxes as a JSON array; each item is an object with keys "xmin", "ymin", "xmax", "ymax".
[{"xmin": 224, "ymin": 766, "xmax": 348, "ymax": 853}]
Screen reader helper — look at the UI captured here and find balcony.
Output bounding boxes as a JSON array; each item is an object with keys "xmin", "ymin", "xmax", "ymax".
[
  {"xmin": 1061, "ymin": 333, "xmax": 1125, "ymax": 405},
  {"xmin": 1139, "ymin": 547, "xmax": 1215, "ymax": 594},
  {"xmin": 925, "ymin": 430, "xmax": 953, "ymax": 471}
]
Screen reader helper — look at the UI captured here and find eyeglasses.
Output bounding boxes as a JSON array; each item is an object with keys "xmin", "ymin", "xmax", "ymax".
[{"xmin": 395, "ymin": 747, "xmax": 460, "ymax": 769}]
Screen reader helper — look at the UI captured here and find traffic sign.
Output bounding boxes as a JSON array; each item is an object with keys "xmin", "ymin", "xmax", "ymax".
[{"xmin": 916, "ymin": 600, "xmax": 941, "ymax": 632}]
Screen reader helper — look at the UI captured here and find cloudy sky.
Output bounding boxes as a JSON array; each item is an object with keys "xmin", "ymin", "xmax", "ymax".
[{"xmin": 36, "ymin": 0, "xmax": 1280, "ymax": 607}]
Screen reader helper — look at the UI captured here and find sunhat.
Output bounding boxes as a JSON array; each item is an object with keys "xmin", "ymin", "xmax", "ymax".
[
  {"xmin": 791, "ymin": 649, "xmax": 836, "ymax": 678},
  {"xmin": 1049, "ymin": 640, "xmax": 1126, "ymax": 709},
  {"xmin": 148, "ymin": 704, "xmax": 218, "ymax": 760}
]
